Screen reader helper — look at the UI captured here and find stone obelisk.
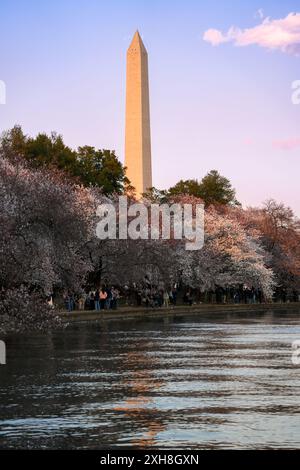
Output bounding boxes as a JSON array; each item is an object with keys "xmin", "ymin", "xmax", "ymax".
[{"xmin": 125, "ymin": 31, "xmax": 152, "ymax": 198}]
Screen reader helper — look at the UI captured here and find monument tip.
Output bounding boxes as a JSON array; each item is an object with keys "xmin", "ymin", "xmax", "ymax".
[{"xmin": 128, "ymin": 30, "xmax": 147, "ymax": 53}]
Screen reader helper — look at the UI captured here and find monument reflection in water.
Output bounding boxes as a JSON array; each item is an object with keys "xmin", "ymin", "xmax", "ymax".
[{"xmin": 1, "ymin": 310, "xmax": 300, "ymax": 449}]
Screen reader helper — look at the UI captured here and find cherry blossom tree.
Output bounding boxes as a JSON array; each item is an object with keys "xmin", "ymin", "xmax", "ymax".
[
  {"xmin": 178, "ymin": 207, "xmax": 275, "ymax": 299},
  {"xmin": 0, "ymin": 156, "xmax": 97, "ymax": 332}
]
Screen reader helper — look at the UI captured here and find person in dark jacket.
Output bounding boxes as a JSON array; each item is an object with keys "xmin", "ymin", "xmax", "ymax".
[{"xmin": 94, "ymin": 289, "xmax": 100, "ymax": 311}]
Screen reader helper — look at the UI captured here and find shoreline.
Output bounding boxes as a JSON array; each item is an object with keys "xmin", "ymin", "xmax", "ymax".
[{"xmin": 60, "ymin": 302, "xmax": 300, "ymax": 324}]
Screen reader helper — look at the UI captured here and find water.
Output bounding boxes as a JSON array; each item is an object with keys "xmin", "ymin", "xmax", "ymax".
[{"xmin": 1, "ymin": 310, "xmax": 300, "ymax": 449}]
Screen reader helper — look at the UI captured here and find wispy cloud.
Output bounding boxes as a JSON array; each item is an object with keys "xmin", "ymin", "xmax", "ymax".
[
  {"xmin": 272, "ymin": 138, "xmax": 300, "ymax": 150},
  {"xmin": 254, "ymin": 9, "xmax": 264, "ymax": 20},
  {"xmin": 203, "ymin": 12, "xmax": 300, "ymax": 55}
]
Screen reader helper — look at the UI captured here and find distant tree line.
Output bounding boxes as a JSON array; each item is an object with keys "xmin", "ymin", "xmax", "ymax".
[
  {"xmin": 144, "ymin": 171, "xmax": 240, "ymax": 207},
  {"xmin": 1, "ymin": 126, "xmax": 240, "ymax": 206}
]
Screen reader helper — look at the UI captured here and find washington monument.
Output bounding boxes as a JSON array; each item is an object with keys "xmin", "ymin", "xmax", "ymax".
[{"xmin": 125, "ymin": 31, "xmax": 152, "ymax": 198}]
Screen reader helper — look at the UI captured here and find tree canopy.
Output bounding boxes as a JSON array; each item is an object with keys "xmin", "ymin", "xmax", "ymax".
[
  {"xmin": 0, "ymin": 126, "xmax": 129, "ymax": 195},
  {"xmin": 167, "ymin": 170, "xmax": 239, "ymax": 207}
]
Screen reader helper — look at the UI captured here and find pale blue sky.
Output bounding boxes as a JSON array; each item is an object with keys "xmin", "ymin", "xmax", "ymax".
[{"xmin": 0, "ymin": 0, "xmax": 299, "ymax": 213}]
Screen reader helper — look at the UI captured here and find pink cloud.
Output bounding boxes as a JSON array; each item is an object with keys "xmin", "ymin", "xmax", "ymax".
[
  {"xmin": 243, "ymin": 138, "xmax": 254, "ymax": 146},
  {"xmin": 272, "ymin": 138, "xmax": 300, "ymax": 150},
  {"xmin": 203, "ymin": 12, "xmax": 300, "ymax": 55},
  {"xmin": 203, "ymin": 29, "xmax": 230, "ymax": 46}
]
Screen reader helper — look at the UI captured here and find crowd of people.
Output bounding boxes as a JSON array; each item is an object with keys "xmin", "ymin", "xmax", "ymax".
[
  {"xmin": 60, "ymin": 281, "xmax": 299, "ymax": 313},
  {"xmin": 131, "ymin": 284, "xmax": 178, "ymax": 308},
  {"xmin": 122, "ymin": 283, "xmax": 267, "ymax": 307},
  {"xmin": 64, "ymin": 286, "xmax": 120, "ymax": 312}
]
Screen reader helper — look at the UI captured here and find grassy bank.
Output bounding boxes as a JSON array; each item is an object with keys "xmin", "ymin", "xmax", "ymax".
[{"xmin": 60, "ymin": 302, "xmax": 300, "ymax": 323}]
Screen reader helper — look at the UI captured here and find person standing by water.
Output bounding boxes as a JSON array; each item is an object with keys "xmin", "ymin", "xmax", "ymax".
[
  {"xmin": 172, "ymin": 285, "xmax": 178, "ymax": 306},
  {"xmin": 163, "ymin": 290, "xmax": 170, "ymax": 308},
  {"xmin": 89, "ymin": 291, "xmax": 95, "ymax": 310},
  {"xmin": 65, "ymin": 292, "xmax": 75, "ymax": 312},
  {"xmin": 111, "ymin": 287, "xmax": 119, "ymax": 310},
  {"xmin": 78, "ymin": 292, "xmax": 86, "ymax": 310},
  {"xmin": 94, "ymin": 289, "xmax": 100, "ymax": 311},
  {"xmin": 100, "ymin": 287, "xmax": 107, "ymax": 310},
  {"xmin": 106, "ymin": 286, "xmax": 112, "ymax": 309}
]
